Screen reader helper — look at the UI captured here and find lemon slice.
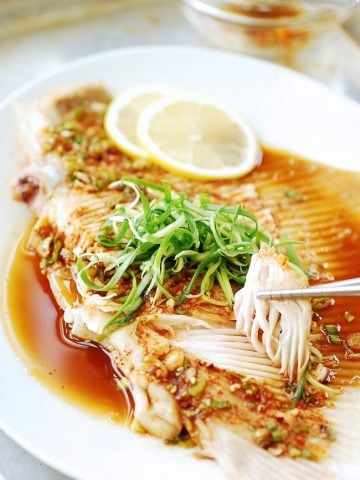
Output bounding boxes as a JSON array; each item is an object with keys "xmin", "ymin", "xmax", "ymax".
[
  {"xmin": 105, "ymin": 87, "xmax": 177, "ymax": 158},
  {"xmin": 137, "ymin": 97, "xmax": 261, "ymax": 180}
]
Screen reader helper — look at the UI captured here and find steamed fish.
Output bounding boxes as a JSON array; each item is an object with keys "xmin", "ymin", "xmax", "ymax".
[{"xmin": 11, "ymin": 86, "xmax": 360, "ymax": 480}]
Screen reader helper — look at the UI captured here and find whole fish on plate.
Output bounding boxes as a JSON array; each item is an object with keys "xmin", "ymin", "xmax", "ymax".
[{"xmin": 11, "ymin": 86, "xmax": 360, "ymax": 480}]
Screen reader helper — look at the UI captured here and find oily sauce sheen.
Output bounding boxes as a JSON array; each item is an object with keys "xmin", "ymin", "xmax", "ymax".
[
  {"xmin": 8, "ymin": 239, "xmax": 133, "ymax": 422},
  {"xmin": 7, "ymin": 148, "xmax": 360, "ymax": 421}
]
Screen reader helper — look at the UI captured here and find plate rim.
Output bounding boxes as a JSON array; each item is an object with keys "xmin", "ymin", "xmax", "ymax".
[{"xmin": 1, "ymin": 44, "xmax": 359, "ymax": 112}]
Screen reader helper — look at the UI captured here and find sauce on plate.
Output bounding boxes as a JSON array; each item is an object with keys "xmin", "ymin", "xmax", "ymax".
[{"xmin": 7, "ymin": 230, "xmax": 133, "ymax": 422}]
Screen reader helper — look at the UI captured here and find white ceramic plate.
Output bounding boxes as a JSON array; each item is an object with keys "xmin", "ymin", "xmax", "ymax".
[{"xmin": 1, "ymin": 46, "xmax": 360, "ymax": 480}]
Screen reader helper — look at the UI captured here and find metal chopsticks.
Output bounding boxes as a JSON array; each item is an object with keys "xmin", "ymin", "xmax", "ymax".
[{"xmin": 256, "ymin": 277, "xmax": 360, "ymax": 300}]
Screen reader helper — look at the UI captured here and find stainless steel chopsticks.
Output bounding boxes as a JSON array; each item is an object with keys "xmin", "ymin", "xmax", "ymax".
[{"xmin": 256, "ymin": 277, "xmax": 360, "ymax": 300}]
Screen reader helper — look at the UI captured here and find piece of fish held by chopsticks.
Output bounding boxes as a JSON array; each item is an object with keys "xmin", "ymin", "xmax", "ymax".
[
  {"xmin": 11, "ymin": 85, "xmax": 360, "ymax": 480},
  {"xmin": 234, "ymin": 245, "xmax": 311, "ymax": 382}
]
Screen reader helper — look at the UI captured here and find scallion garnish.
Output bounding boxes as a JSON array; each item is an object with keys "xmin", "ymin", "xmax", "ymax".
[
  {"xmin": 283, "ymin": 187, "xmax": 305, "ymax": 202},
  {"xmin": 324, "ymin": 325, "xmax": 339, "ymax": 335},
  {"xmin": 76, "ymin": 177, "xmax": 272, "ymax": 335},
  {"xmin": 291, "ymin": 362, "xmax": 311, "ymax": 407},
  {"xmin": 323, "ymin": 324, "xmax": 342, "ymax": 345},
  {"xmin": 278, "ymin": 236, "xmax": 303, "ymax": 270}
]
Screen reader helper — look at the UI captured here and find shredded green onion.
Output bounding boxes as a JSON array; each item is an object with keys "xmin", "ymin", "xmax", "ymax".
[
  {"xmin": 207, "ymin": 400, "xmax": 231, "ymax": 410},
  {"xmin": 307, "ymin": 375, "xmax": 341, "ymax": 396},
  {"xmin": 280, "ymin": 236, "xmax": 303, "ymax": 269},
  {"xmin": 323, "ymin": 324, "xmax": 342, "ymax": 345},
  {"xmin": 283, "ymin": 187, "xmax": 305, "ymax": 202},
  {"xmin": 291, "ymin": 363, "xmax": 311, "ymax": 407},
  {"xmin": 324, "ymin": 325, "xmax": 339, "ymax": 335},
  {"xmin": 76, "ymin": 177, "xmax": 272, "ymax": 335},
  {"xmin": 309, "ymin": 345, "xmax": 323, "ymax": 363}
]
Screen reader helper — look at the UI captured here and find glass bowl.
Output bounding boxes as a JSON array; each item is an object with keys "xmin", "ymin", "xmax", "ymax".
[{"xmin": 183, "ymin": 0, "xmax": 357, "ymax": 62}]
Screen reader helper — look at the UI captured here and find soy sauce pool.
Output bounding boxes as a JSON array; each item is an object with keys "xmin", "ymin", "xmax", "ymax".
[
  {"xmin": 6, "ymin": 148, "xmax": 360, "ymax": 421},
  {"xmin": 7, "ymin": 233, "xmax": 133, "ymax": 421}
]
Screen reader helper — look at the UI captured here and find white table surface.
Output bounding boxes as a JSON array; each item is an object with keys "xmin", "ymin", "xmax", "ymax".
[{"xmin": 0, "ymin": 1, "xmax": 359, "ymax": 479}]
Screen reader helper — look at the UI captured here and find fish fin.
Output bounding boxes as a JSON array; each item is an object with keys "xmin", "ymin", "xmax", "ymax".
[
  {"xmin": 322, "ymin": 388, "xmax": 360, "ymax": 479},
  {"xmin": 156, "ymin": 314, "xmax": 284, "ymax": 388},
  {"xmin": 205, "ymin": 422, "xmax": 336, "ymax": 480}
]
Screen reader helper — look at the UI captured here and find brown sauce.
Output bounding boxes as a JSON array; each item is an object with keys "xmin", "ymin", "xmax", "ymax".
[
  {"xmin": 224, "ymin": 2, "xmax": 303, "ymax": 19},
  {"xmin": 7, "ymin": 235, "xmax": 133, "ymax": 422},
  {"xmin": 6, "ymin": 148, "xmax": 360, "ymax": 421}
]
